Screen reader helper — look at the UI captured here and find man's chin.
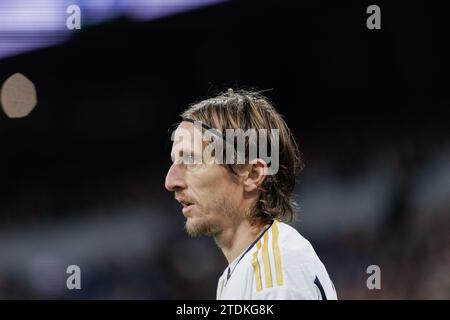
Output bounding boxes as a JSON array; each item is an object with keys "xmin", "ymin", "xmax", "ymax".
[{"xmin": 185, "ymin": 218, "xmax": 219, "ymax": 237}]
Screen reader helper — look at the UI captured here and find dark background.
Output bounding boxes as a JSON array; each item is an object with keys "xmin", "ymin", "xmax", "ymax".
[{"xmin": 0, "ymin": 0, "xmax": 449, "ymax": 299}]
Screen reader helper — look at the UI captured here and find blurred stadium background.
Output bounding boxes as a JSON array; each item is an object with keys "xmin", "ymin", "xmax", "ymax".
[{"xmin": 0, "ymin": 0, "xmax": 449, "ymax": 299}]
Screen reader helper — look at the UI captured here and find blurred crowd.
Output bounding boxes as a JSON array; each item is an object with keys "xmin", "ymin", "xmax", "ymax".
[
  {"xmin": 0, "ymin": 0, "xmax": 449, "ymax": 301},
  {"xmin": 0, "ymin": 136, "xmax": 448, "ymax": 300}
]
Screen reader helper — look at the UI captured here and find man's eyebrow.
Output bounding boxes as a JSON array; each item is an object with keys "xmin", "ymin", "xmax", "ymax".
[
  {"xmin": 171, "ymin": 147, "xmax": 197, "ymax": 157},
  {"xmin": 172, "ymin": 138, "xmax": 182, "ymax": 147}
]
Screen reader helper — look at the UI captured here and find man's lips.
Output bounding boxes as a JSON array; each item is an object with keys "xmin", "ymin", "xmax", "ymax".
[
  {"xmin": 176, "ymin": 197, "xmax": 194, "ymax": 206},
  {"xmin": 181, "ymin": 203, "xmax": 195, "ymax": 214},
  {"xmin": 175, "ymin": 197, "xmax": 196, "ymax": 213}
]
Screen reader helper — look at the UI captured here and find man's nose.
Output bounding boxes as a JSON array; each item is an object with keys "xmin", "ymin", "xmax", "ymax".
[{"xmin": 165, "ymin": 163, "xmax": 187, "ymax": 192}]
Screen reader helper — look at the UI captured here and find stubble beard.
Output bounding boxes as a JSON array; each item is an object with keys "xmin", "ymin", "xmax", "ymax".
[{"xmin": 184, "ymin": 196, "xmax": 238, "ymax": 238}]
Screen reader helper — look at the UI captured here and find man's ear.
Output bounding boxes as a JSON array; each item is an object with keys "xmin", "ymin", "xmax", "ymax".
[{"xmin": 243, "ymin": 159, "xmax": 268, "ymax": 193}]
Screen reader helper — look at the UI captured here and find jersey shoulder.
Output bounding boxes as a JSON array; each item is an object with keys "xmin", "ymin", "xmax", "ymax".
[{"xmin": 248, "ymin": 220, "xmax": 337, "ymax": 299}]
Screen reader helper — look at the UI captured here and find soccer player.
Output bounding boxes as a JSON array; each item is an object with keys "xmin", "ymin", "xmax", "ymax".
[{"xmin": 165, "ymin": 89, "xmax": 337, "ymax": 300}]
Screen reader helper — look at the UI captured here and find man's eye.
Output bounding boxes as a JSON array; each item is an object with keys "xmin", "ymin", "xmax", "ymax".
[
  {"xmin": 185, "ymin": 154, "xmax": 195, "ymax": 164},
  {"xmin": 186, "ymin": 154, "xmax": 204, "ymax": 166}
]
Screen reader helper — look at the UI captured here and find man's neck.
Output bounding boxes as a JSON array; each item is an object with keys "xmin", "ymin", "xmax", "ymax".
[{"xmin": 215, "ymin": 218, "xmax": 271, "ymax": 264}]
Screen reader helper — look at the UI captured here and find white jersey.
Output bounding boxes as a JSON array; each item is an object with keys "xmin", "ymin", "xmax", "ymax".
[{"xmin": 216, "ymin": 220, "xmax": 337, "ymax": 300}]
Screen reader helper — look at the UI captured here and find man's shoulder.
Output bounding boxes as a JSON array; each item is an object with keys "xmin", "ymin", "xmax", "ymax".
[
  {"xmin": 243, "ymin": 220, "xmax": 320, "ymax": 280},
  {"xmin": 241, "ymin": 221, "xmax": 330, "ymax": 299},
  {"xmin": 270, "ymin": 221, "xmax": 330, "ymax": 282},
  {"xmin": 244, "ymin": 220, "xmax": 318, "ymax": 263},
  {"xmin": 274, "ymin": 221, "xmax": 316, "ymax": 256}
]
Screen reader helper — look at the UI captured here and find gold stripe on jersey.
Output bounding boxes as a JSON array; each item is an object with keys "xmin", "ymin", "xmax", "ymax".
[
  {"xmin": 262, "ymin": 231, "xmax": 273, "ymax": 288},
  {"xmin": 252, "ymin": 240, "xmax": 263, "ymax": 292},
  {"xmin": 272, "ymin": 220, "xmax": 284, "ymax": 286}
]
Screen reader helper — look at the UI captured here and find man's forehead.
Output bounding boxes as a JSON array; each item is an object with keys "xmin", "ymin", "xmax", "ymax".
[
  {"xmin": 177, "ymin": 121, "xmax": 199, "ymax": 132},
  {"xmin": 171, "ymin": 121, "xmax": 203, "ymax": 148}
]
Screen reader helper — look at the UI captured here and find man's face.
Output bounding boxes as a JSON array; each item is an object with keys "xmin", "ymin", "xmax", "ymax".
[{"xmin": 165, "ymin": 121, "xmax": 243, "ymax": 237}]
